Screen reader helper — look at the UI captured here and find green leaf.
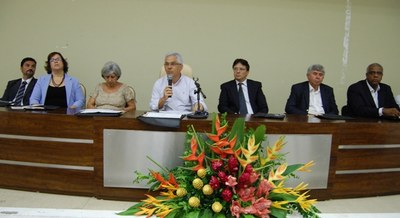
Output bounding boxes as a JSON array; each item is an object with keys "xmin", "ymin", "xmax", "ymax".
[
  {"xmin": 229, "ymin": 118, "xmax": 245, "ymax": 149},
  {"xmin": 213, "ymin": 213, "xmax": 226, "ymax": 218},
  {"xmin": 268, "ymin": 192, "xmax": 298, "ymax": 201},
  {"xmin": 186, "ymin": 210, "xmax": 200, "ymax": 218},
  {"xmin": 116, "ymin": 202, "xmax": 144, "ymax": 215},
  {"xmin": 270, "ymin": 207, "xmax": 287, "ymax": 218},
  {"xmin": 283, "ymin": 164, "xmax": 303, "ymax": 176},
  {"xmin": 253, "ymin": 124, "xmax": 266, "ymax": 145},
  {"xmin": 165, "ymin": 209, "xmax": 179, "ymax": 218},
  {"xmin": 242, "ymin": 214, "xmax": 256, "ymax": 218},
  {"xmin": 200, "ymin": 208, "xmax": 214, "ymax": 218}
]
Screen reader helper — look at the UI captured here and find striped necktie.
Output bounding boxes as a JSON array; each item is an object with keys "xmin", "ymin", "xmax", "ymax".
[
  {"xmin": 238, "ymin": 83, "xmax": 248, "ymax": 114},
  {"xmin": 14, "ymin": 81, "xmax": 27, "ymax": 105}
]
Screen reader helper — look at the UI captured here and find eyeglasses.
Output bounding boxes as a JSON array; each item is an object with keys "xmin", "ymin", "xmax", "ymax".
[
  {"xmin": 50, "ymin": 58, "xmax": 62, "ymax": 63},
  {"xmin": 367, "ymin": 71, "xmax": 383, "ymax": 75},
  {"xmin": 233, "ymin": 67, "xmax": 247, "ymax": 71},
  {"xmin": 164, "ymin": 62, "xmax": 181, "ymax": 67}
]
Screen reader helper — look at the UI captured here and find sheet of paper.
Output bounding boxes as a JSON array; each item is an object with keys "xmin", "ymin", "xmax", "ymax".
[
  {"xmin": 142, "ymin": 111, "xmax": 184, "ymax": 119},
  {"xmin": 79, "ymin": 109, "xmax": 122, "ymax": 114}
]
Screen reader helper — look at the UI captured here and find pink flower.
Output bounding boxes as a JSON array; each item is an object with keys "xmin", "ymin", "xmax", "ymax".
[
  {"xmin": 230, "ymin": 200, "xmax": 242, "ymax": 218},
  {"xmin": 237, "ymin": 187, "xmax": 256, "ymax": 202},
  {"xmin": 211, "ymin": 159, "xmax": 223, "ymax": 171},
  {"xmin": 225, "ymin": 175, "xmax": 238, "ymax": 188},
  {"xmin": 218, "ymin": 171, "xmax": 228, "ymax": 183},
  {"xmin": 249, "ymin": 170, "xmax": 260, "ymax": 185},
  {"xmin": 252, "ymin": 197, "xmax": 272, "ymax": 217},
  {"xmin": 256, "ymin": 179, "xmax": 272, "ymax": 198},
  {"xmin": 228, "ymin": 156, "xmax": 239, "ymax": 174},
  {"xmin": 209, "ymin": 175, "xmax": 220, "ymax": 190},
  {"xmin": 221, "ymin": 188, "xmax": 233, "ymax": 202}
]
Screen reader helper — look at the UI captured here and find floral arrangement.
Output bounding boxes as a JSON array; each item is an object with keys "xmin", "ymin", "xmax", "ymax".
[{"xmin": 119, "ymin": 113, "xmax": 320, "ymax": 218}]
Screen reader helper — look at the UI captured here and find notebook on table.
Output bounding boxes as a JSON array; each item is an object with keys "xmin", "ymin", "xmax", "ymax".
[{"xmin": 315, "ymin": 114, "xmax": 354, "ymax": 120}]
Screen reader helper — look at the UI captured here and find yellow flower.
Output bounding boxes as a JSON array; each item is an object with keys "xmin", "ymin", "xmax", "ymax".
[
  {"xmin": 176, "ymin": 188, "xmax": 187, "ymax": 197},
  {"xmin": 197, "ymin": 168, "xmax": 207, "ymax": 178},
  {"xmin": 188, "ymin": 196, "xmax": 200, "ymax": 208},
  {"xmin": 298, "ymin": 160, "xmax": 315, "ymax": 172},
  {"xmin": 155, "ymin": 206, "xmax": 174, "ymax": 217},
  {"xmin": 237, "ymin": 134, "xmax": 260, "ymax": 167},
  {"xmin": 296, "ymin": 191, "xmax": 318, "ymax": 212},
  {"xmin": 260, "ymin": 136, "xmax": 286, "ymax": 166},
  {"xmin": 268, "ymin": 164, "xmax": 287, "ymax": 182},
  {"xmin": 192, "ymin": 178, "xmax": 204, "ymax": 190},
  {"xmin": 271, "ymin": 201, "xmax": 289, "ymax": 210},
  {"xmin": 212, "ymin": 202, "xmax": 223, "ymax": 213},
  {"xmin": 135, "ymin": 206, "xmax": 157, "ymax": 216}
]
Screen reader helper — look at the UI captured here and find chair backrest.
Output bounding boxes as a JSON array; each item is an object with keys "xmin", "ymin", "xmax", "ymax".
[
  {"xmin": 128, "ymin": 86, "xmax": 136, "ymax": 102},
  {"xmin": 341, "ymin": 105, "xmax": 350, "ymax": 116},
  {"xmin": 159, "ymin": 63, "xmax": 193, "ymax": 78},
  {"xmin": 79, "ymin": 82, "xmax": 86, "ymax": 102}
]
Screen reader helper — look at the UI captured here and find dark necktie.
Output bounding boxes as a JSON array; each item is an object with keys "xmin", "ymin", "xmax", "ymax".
[
  {"xmin": 238, "ymin": 83, "xmax": 248, "ymax": 114},
  {"xmin": 14, "ymin": 81, "xmax": 27, "ymax": 105}
]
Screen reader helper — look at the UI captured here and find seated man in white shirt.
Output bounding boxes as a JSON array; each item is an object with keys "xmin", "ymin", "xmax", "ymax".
[
  {"xmin": 149, "ymin": 52, "xmax": 207, "ymax": 112},
  {"xmin": 285, "ymin": 64, "xmax": 339, "ymax": 115}
]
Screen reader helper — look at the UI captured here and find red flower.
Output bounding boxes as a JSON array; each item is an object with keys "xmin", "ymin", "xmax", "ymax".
[
  {"xmin": 218, "ymin": 171, "xmax": 228, "ymax": 183},
  {"xmin": 228, "ymin": 156, "xmax": 239, "ymax": 174},
  {"xmin": 238, "ymin": 172, "xmax": 250, "ymax": 188},
  {"xmin": 221, "ymin": 188, "xmax": 233, "ymax": 202},
  {"xmin": 209, "ymin": 176, "xmax": 220, "ymax": 190},
  {"xmin": 211, "ymin": 159, "xmax": 223, "ymax": 171}
]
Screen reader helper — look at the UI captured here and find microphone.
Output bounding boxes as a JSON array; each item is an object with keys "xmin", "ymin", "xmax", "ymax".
[
  {"xmin": 167, "ymin": 74, "xmax": 173, "ymax": 86},
  {"xmin": 167, "ymin": 74, "xmax": 173, "ymax": 98}
]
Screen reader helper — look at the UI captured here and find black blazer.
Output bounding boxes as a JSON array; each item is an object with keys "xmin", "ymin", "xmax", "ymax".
[
  {"xmin": 285, "ymin": 81, "xmax": 339, "ymax": 115},
  {"xmin": 218, "ymin": 79, "xmax": 268, "ymax": 114},
  {"xmin": 1, "ymin": 78, "xmax": 37, "ymax": 105},
  {"xmin": 347, "ymin": 80, "xmax": 399, "ymax": 118}
]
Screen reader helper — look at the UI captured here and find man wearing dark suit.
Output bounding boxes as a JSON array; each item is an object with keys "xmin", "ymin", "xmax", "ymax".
[
  {"xmin": 346, "ymin": 63, "xmax": 400, "ymax": 118},
  {"xmin": 1, "ymin": 57, "xmax": 37, "ymax": 105},
  {"xmin": 218, "ymin": 58, "xmax": 268, "ymax": 114},
  {"xmin": 285, "ymin": 64, "xmax": 338, "ymax": 115}
]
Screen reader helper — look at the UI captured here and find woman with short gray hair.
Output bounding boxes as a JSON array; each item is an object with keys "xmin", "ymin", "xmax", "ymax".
[{"xmin": 87, "ymin": 61, "xmax": 136, "ymax": 111}]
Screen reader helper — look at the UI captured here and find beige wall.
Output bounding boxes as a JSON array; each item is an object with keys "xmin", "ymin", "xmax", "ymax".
[{"xmin": 1, "ymin": 0, "xmax": 399, "ymax": 113}]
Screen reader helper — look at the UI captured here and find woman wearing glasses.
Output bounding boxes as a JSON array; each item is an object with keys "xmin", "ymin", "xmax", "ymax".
[
  {"xmin": 30, "ymin": 51, "xmax": 85, "ymax": 108},
  {"xmin": 86, "ymin": 61, "xmax": 136, "ymax": 112}
]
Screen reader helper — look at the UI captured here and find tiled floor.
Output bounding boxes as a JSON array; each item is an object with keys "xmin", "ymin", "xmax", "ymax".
[{"xmin": 0, "ymin": 188, "xmax": 399, "ymax": 217}]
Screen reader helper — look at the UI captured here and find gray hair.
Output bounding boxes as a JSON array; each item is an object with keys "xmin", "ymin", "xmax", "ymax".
[
  {"xmin": 101, "ymin": 61, "xmax": 121, "ymax": 78},
  {"xmin": 165, "ymin": 52, "xmax": 184, "ymax": 64},
  {"xmin": 307, "ymin": 64, "xmax": 325, "ymax": 75}
]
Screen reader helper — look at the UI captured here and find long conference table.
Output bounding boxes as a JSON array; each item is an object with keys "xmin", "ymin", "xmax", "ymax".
[{"xmin": 0, "ymin": 107, "xmax": 399, "ymax": 201}]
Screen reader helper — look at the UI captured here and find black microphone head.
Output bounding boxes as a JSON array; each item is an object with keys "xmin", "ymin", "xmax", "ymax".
[{"xmin": 167, "ymin": 74, "xmax": 173, "ymax": 86}]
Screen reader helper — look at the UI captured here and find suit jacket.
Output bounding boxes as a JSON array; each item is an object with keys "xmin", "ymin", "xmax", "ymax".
[
  {"xmin": 1, "ymin": 78, "xmax": 37, "ymax": 105},
  {"xmin": 218, "ymin": 79, "xmax": 268, "ymax": 114},
  {"xmin": 285, "ymin": 81, "xmax": 339, "ymax": 115},
  {"xmin": 30, "ymin": 73, "xmax": 85, "ymax": 108},
  {"xmin": 347, "ymin": 80, "xmax": 399, "ymax": 118}
]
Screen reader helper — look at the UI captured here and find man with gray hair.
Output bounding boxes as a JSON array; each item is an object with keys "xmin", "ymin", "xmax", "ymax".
[
  {"xmin": 285, "ymin": 64, "xmax": 338, "ymax": 115},
  {"xmin": 149, "ymin": 52, "xmax": 207, "ymax": 112}
]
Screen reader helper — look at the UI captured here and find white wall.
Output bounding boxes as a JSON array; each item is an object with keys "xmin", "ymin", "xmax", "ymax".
[{"xmin": 1, "ymin": 0, "xmax": 399, "ymax": 113}]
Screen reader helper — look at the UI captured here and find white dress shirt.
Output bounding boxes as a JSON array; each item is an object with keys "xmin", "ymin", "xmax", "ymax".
[{"xmin": 308, "ymin": 84, "xmax": 325, "ymax": 115}]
